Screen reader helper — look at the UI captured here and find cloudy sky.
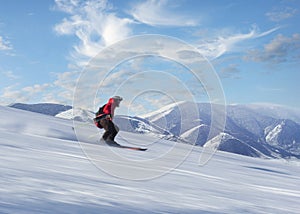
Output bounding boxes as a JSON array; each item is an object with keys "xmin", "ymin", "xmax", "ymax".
[{"xmin": 0, "ymin": 0, "xmax": 299, "ymax": 114}]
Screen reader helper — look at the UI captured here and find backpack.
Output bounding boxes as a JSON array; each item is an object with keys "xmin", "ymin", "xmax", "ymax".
[
  {"xmin": 95, "ymin": 104, "xmax": 106, "ymax": 117},
  {"xmin": 94, "ymin": 104, "xmax": 107, "ymax": 129}
]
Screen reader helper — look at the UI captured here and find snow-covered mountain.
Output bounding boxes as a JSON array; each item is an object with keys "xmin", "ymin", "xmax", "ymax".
[
  {"xmin": 55, "ymin": 108, "xmax": 171, "ymax": 137},
  {"xmin": 245, "ymin": 103, "xmax": 300, "ymax": 124},
  {"xmin": 9, "ymin": 103, "xmax": 72, "ymax": 116},
  {"xmin": 114, "ymin": 115, "xmax": 162, "ymax": 135},
  {"xmin": 265, "ymin": 119, "xmax": 300, "ymax": 155},
  {"xmin": 8, "ymin": 102, "xmax": 300, "ymax": 159},
  {"xmin": 143, "ymin": 102, "xmax": 300, "ymax": 159},
  {"xmin": 204, "ymin": 133, "xmax": 266, "ymax": 158},
  {"xmin": 56, "ymin": 108, "xmax": 95, "ymax": 123}
]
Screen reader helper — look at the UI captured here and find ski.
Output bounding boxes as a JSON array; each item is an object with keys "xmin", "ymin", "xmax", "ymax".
[{"xmin": 103, "ymin": 140, "xmax": 147, "ymax": 151}]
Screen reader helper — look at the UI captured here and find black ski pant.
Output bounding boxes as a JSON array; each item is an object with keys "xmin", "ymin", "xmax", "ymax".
[{"xmin": 99, "ymin": 118, "xmax": 118, "ymax": 141}]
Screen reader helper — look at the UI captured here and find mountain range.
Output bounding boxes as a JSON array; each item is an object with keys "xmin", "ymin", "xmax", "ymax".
[
  {"xmin": 141, "ymin": 102, "xmax": 300, "ymax": 159},
  {"xmin": 9, "ymin": 102, "xmax": 300, "ymax": 159},
  {"xmin": 9, "ymin": 103, "xmax": 72, "ymax": 116}
]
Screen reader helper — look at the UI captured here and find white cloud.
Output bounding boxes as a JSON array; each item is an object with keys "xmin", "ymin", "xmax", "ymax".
[
  {"xmin": 0, "ymin": 83, "xmax": 52, "ymax": 105},
  {"xmin": 129, "ymin": 0, "xmax": 198, "ymax": 27},
  {"xmin": 0, "ymin": 36, "xmax": 12, "ymax": 51},
  {"xmin": 53, "ymin": 71, "xmax": 80, "ymax": 90},
  {"xmin": 22, "ymin": 84, "xmax": 51, "ymax": 94},
  {"xmin": 244, "ymin": 34, "xmax": 300, "ymax": 64},
  {"xmin": 257, "ymin": 86, "xmax": 284, "ymax": 92},
  {"xmin": 197, "ymin": 26, "xmax": 279, "ymax": 60},
  {"xmin": 21, "ymin": 0, "xmax": 279, "ymax": 109},
  {"xmin": 54, "ymin": 0, "xmax": 133, "ymax": 66},
  {"xmin": 1, "ymin": 70, "xmax": 20, "ymax": 80},
  {"xmin": 102, "ymin": 14, "xmax": 133, "ymax": 46},
  {"xmin": 54, "ymin": 0, "xmax": 81, "ymax": 14},
  {"xmin": 266, "ymin": 7, "xmax": 298, "ymax": 22},
  {"xmin": 1, "ymin": 85, "xmax": 28, "ymax": 104},
  {"xmin": 0, "ymin": 70, "xmax": 81, "ymax": 105},
  {"xmin": 220, "ymin": 64, "xmax": 240, "ymax": 79}
]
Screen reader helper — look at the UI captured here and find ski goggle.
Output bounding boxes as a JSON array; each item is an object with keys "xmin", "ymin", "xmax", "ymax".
[{"xmin": 112, "ymin": 96, "xmax": 123, "ymax": 102}]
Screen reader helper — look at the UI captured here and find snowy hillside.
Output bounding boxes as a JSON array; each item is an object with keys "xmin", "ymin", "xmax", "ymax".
[{"xmin": 1, "ymin": 105, "xmax": 300, "ymax": 213}]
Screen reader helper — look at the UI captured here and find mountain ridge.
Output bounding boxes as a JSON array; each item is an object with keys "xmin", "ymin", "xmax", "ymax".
[
  {"xmin": 8, "ymin": 102, "xmax": 300, "ymax": 159},
  {"xmin": 9, "ymin": 103, "xmax": 72, "ymax": 116}
]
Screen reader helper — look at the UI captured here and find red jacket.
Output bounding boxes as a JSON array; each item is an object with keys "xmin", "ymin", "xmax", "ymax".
[{"xmin": 102, "ymin": 98, "xmax": 117, "ymax": 119}]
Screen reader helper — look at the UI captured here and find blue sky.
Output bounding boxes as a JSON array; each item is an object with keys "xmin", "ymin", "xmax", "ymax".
[{"xmin": 0, "ymin": 0, "xmax": 300, "ymax": 114}]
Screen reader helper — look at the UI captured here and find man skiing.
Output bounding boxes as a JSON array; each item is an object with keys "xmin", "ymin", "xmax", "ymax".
[{"xmin": 94, "ymin": 96, "xmax": 123, "ymax": 142}]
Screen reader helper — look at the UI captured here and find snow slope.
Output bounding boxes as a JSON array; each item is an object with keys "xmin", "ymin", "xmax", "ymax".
[{"xmin": 1, "ymin": 105, "xmax": 300, "ymax": 213}]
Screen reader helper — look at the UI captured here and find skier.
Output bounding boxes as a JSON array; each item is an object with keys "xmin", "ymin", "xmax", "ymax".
[{"xmin": 94, "ymin": 96, "xmax": 123, "ymax": 142}]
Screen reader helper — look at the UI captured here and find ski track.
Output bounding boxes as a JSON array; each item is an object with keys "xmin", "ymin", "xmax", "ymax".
[{"xmin": 1, "ymin": 106, "xmax": 300, "ymax": 213}]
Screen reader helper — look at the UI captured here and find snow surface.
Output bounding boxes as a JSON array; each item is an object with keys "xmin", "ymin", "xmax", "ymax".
[{"xmin": 1, "ymin": 106, "xmax": 300, "ymax": 213}]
